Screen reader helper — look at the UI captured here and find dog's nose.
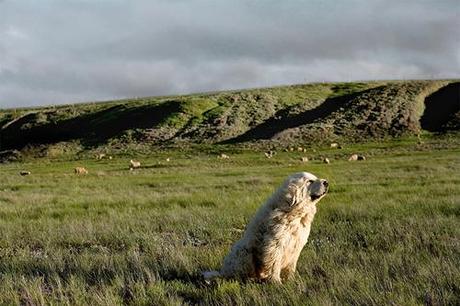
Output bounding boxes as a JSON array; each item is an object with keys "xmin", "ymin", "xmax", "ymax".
[{"xmin": 322, "ymin": 180, "xmax": 329, "ymax": 188}]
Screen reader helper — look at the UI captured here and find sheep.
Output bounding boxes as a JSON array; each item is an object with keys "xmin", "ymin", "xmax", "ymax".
[
  {"xmin": 129, "ymin": 160, "xmax": 141, "ymax": 170},
  {"xmin": 264, "ymin": 150, "xmax": 276, "ymax": 159},
  {"xmin": 95, "ymin": 153, "xmax": 106, "ymax": 160},
  {"xmin": 219, "ymin": 154, "xmax": 230, "ymax": 159},
  {"xmin": 330, "ymin": 143, "xmax": 339, "ymax": 148},
  {"xmin": 19, "ymin": 171, "xmax": 31, "ymax": 176},
  {"xmin": 348, "ymin": 154, "xmax": 366, "ymax": 161},
  {"xmin": 348, "ymin": 154, "xmax": 358, "ymax": 161},
  {"xmin": 323, "ymin": 157, "xmax": 330, "ymax": 164},
  {"xmin": 74, "ymin": 167, "xmax": 88, "ymax": 175},
  {"xmin": 300, "ymin": 157, "xmax": 309, "ymax": 163}
]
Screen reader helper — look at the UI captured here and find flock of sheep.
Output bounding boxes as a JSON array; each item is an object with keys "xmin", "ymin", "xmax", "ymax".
[
  {"xmin": 18, "ymin": 144, "xmax": 365, "ymax": 176},
  {"xmin": 73, "ymin": 159, "xmax": 142, "ymax": 175},
  {"xmin": 264, "ymin": 142, "xmax": 366, "ymax": 165}
]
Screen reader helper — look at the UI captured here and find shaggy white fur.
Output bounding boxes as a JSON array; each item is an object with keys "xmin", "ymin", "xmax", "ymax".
[{"xmin": 205, "ymin": 172, "xmax": 328, "ymax": 283}]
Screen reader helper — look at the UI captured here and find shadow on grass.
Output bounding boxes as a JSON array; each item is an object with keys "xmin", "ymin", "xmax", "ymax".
[{"xmin": 420, "ymin": 82, "xmax": 460, "ymax": 132}]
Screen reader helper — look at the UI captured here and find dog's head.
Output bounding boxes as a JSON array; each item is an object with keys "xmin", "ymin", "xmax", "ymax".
[{"xmin": 284, "ymin": 172, "xmax": 328, "ymax": 208}]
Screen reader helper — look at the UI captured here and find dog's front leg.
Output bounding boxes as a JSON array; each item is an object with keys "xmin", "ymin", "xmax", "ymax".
[
  {"xmin": 280, "ymin": 261, "xmax": 297, "ymax": 281},
  {"xmin": 266, "ymin": 260, "xmax": 283, "ymax": 284},
  {"xmin": 261, "ymin": 236, "xmax": 286, "ymax": 284}
]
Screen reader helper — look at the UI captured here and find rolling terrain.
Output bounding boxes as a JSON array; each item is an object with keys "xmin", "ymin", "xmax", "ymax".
[
  {"xmin": 0, "ymin": 80, "xmax": 459, "ymax": 159},
  {"xmin": 0, "ymin": 80, "xmax": 459, "ymax": 304}
]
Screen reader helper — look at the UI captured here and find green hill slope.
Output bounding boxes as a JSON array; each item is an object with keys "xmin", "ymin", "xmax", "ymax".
[{"xmin": 1, "ymin": 80, "xmax": 459, "ymax": 154}]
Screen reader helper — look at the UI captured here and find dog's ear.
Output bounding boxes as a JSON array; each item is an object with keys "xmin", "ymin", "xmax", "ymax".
[
  {"xmin": 286, "ymin": 183, "xmax": 298, "ymax": 206},
  {"xmin": 287, "ymin": 177, "xmax": 309, "ymax": 206}
]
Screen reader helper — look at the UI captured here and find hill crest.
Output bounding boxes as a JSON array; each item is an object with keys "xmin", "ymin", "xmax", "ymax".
[{"xmin": 1, "ymin": 80, "xmax": 459, "ymax": 157}]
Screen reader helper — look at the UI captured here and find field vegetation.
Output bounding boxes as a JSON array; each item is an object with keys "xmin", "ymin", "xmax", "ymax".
[{"xmin": 0, "ymin": 136, "xmax": 459, "ymax": 305}]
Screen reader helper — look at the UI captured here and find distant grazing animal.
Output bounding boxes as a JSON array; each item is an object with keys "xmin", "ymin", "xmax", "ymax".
[
  {"xmin": 264, "ymin": 151, "xmax": 276, "ymax": 159},
  {"xmin": 74, "ymin": 167, "xmax": 88, "ymax": 175},
  {"xmin": 166, "ymin": 158, "xmax": 171, "ymax": 162},
  {"xmin": 219, "ymin": 154, "xmax": 230, "ymax": 159},
  {"xmin": 203, "ymin": 172, "xmax": 329, "ymax": 283},
  {"xmin": 300, "ymin": 157, "xmax": 309, "ymax": 163},
  {"xmin": 330, "ymin": 143, "xmax": 339, "ymax": 148},
  {"xmin": 297, "ymin": 147, "xmax": 303, "ymax": 152},
  {"xmin": 95, "ymin": 153, "xmax": 106, "ymax": 160},
  {"xmin": 129, "ymin": 160, "xmax": 141, "ymax": 170},
  {"xmin": 348, "ymin": 154, "xmax": 366, "ymax": 161},
  {"xmin": 348, "ymin": 154, "xmax": 358, "ymax": 161},
  {"xmin": 323, "ymin": 157, "xmax": 330, "ymax": 164},
  {"xmin": 19, "ymin": 171, "xmax": 31, "ymax": 176}
]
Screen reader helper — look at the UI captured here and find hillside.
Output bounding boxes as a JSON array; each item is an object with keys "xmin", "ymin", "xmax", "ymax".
[{"xmin": 1, "ymin": 80, "xmax": 459, "ymax": 156}]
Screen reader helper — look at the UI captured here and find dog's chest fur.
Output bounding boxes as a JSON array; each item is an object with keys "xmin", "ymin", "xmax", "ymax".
[{"xmin": 282, "ymin": 205, "xmax": 317, "ymax": 261}]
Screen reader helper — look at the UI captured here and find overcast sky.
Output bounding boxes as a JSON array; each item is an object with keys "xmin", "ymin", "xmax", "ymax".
[{"xmin": 0, "ymin": 0, "xmax": 459, "ymax": 108}]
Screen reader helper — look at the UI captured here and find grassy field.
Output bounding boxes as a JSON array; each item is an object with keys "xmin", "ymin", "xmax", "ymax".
[{"xmin": 0, "ymin": 137, "xmax": 459, "ymax": 305}]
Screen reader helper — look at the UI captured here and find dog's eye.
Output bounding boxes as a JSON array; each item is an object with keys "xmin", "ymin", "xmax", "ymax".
[{"xmin": 308, "ymin": 180, "xmax": 315, "ymax": 184}]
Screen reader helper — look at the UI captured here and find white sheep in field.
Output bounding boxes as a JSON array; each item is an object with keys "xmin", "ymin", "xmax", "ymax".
[
  {"xmin": 19, "ymin": 171, "xmax": 31, "ymax": 176},
  {"xmin": 348, "ymin": 154, "xmax": 366, "ymax": 161},
  {"xmin": 264, "ymin": 150, "xmax": 276, "ymax": 159},
  {"xmin": 300, "ymin": 157, "xmax": 309, "ymax": 163},
  {"xmin": 322, "ymin": 157, "xmax": 330, "ymax": 164},
  {"xmin": 74, "ymin": 167, "xmax": 88, "ymax": 175},
  {"xmin": 96, "ymin": 153, "xmax": 106, "ymax": 160},
  {"xmin": 219, "ymin": 154, "xmax": 230, "ymax": 159},
  {"xmin": 129, "ymin": 159, "xmax": 141, "ymax": 170}
]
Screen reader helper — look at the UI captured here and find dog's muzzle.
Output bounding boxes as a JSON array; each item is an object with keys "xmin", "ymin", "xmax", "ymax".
[{"xmin": 311, "ymin": 180, "xmax": 328, "ymax": 200}]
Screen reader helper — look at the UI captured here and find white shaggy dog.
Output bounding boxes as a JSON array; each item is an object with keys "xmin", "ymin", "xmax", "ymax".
[{"xmin": 204, "ymin": 172, "xmax": 328, "ymax": 283}]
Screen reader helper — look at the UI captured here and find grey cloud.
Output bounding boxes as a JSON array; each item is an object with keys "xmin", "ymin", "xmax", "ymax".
[{"xmin": 0, "ymin": 0, "xmax": 459, "ymax": 108}]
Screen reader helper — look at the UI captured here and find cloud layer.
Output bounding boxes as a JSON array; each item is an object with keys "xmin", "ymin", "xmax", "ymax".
[{"xmin": 1, "ymin": 0, "xmax": 459, "ymax": 108}]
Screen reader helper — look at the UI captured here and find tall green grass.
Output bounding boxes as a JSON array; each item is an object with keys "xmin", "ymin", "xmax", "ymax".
[{"xmin": 0, "ymin": 138, "xmax": 459, "ymax": 305}]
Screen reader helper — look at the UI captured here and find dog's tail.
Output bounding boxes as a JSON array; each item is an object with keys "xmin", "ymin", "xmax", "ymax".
[{"xmin": 202, "ymin": 270, "xmax": 221, "ymax": 282}]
